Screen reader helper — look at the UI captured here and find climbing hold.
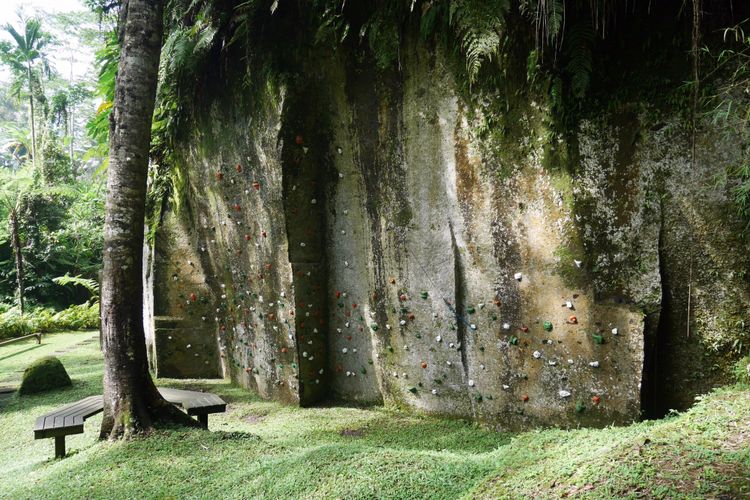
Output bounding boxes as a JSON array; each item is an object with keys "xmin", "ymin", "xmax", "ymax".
[
  {"xmin": 509, "ymin": 336, "xmax": 519, "ymax": 345},
  {"xmin": 420, "ymin": 291, "xmax": 429, "ymax": 299},
  {"xmin": 574, "ymin": 259, "xmax": 583, "ymax": 268},
  {"xmin": 399, "ymin": 294, "xmax": 408, "ymax": 302},
  {"xmin": 575, "ymin": 402, "xmax": 586, "ymax": 413},
  {"xmin": 421, "ymin": 362, "xmax": 428, "ymax": 369},
  {"xmin": 591, "ymin": 395, "xmax": 601, "ymax": 405},
  {"xmin": 190, "ymin": 293, "xmax": 197, "ymax": 302},
  {"xmin": 543, "ymin": 321, "xmax": 553, "ymax": 332},
  {"xmin": 592, "ymin": 334, "xmax": 604, "ymax": 345},
  {"xmin": 514, "ymin": 272, "xmax": 523, "ymax": 281},
  {"xmin": 216, "ymin": 171, "xmax": 223, "ymax": 181},
  {"xmin": 468, "ymin": 379, "xmax": 475, "ymax": 387},
  {"xmin": 435, "ymin": 335, "xmax": 442, "ymax": 343},
  {"xmin": 611, "ymin": 327, "xmax": 619, "ymax": 335},
  {"xmin": 281, "ymin": 347, "xmax": 288, "ymax": 353},
  {"xmin": 520, "ymin": 325, "xmax": 529, "ymax": 333},
  {"xmin": 568, "ymin": 316, "xmax": 578, "ymax": 324},
  {"xmin": 252, "ymin": 181, "xmax": 261, "ymax": 190},
  {"xmin": 522, "ymin": 394, "xmax": 529, "ymax": 402},
  {"xmin": 408, "ymin": 387, "xmax": 417, "ymax": 394},
  {"xmin": 467, "ymin": 306, "xmax": 476, "ymax": 314},
  {"xmin": 533, "ymin": 350, "xmax": 542, "ymax": 359},
  {"xmin": 559, "ymin": 390, "xmax": 571, "ymax": 398},
  {"xmin": 236, "ymin": 164, "xmax": 242, "ymax": 173},
  {"xmin": 502, "ymin": 323, "xmax": 511, "ymax": 330},
  {"xmin": 565, "ymin": 301, "xmax": 574, "ymax": 309},
  {"xmin": 431, "ymin": 389, "xmax": 438, "ymax": 395},
  {"xmin": 389, "ymin": 278, "xmax": 396, "ymax": 284},
  {"xmin": 370, "ymin": 323, "xmax": 379, "ymax": 332},
  {"xmin": 342, "ymin": 348, "xmax": 348, "ymax": 354},
  {"xmin": 470, "ymin": 324, "xmax": 477, "ymax": 331},
  {"xmin": 589, "ymin": 361, "xmax": 600, "ymax": 368},
  {"xmin": 295, "ymin": 135, "xmax": 303, "ymax": 145}
]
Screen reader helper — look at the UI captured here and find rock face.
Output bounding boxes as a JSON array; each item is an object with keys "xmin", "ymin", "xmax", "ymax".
[{"xmin": 145, "ymin": 38, "xmax": 750, "ymax": 428}]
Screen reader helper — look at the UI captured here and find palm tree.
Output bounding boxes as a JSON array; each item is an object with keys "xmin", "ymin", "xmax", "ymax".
[
  {"xmin": 0, "ymin": 167, "xmax": 33, "ymax": 316},
  {"xmin": 0, "ymin": 18, "xmax": 52, "ymax": 170}
]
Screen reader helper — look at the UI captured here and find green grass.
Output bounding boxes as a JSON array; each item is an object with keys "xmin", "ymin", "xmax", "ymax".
[{"xmin": 0, "ymin": 332, "xmax": 748, "ymax": 499}]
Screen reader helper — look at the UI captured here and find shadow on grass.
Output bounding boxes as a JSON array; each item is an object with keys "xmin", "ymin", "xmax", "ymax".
[{"xmin": 0, "ymin": 343, "xmax": 44, "ymax": 362}]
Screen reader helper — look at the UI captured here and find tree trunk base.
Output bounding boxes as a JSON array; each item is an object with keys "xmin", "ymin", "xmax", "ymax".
[{"xmin": 100, "ymin": 388, "xmax": 200, "ymax": 440}]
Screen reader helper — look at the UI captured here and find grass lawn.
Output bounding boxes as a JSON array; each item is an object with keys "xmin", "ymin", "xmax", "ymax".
[{"xmin": 0, "ymin": 331, "xmax": 748, "ymax": 499}]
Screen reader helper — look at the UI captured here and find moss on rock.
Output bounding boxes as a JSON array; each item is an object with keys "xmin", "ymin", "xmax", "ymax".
[{"xmin": 18, "ymin": 356, "xmax": 72, "ymax": 395}]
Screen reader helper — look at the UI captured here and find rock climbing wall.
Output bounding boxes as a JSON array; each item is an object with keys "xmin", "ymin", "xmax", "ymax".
[{"xmin": 147, "ymin": 34, "xmax": 749, "ymax": 428}]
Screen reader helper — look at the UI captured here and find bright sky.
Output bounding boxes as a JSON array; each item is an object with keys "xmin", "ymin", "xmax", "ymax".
[{"xmin": 0, "ymin": 0, "xmax": 97, "ymax": 83}]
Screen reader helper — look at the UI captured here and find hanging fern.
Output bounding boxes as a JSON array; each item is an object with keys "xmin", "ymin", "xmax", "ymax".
[
  {"xmin": 449, "ymin": 0, "xmax": 510, "ymax": 84},
  {"xmin": 563, "ymin": 20, "xmax": 594, "ymax": 98}
]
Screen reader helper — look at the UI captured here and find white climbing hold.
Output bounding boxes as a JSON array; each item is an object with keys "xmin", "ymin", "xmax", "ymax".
[
  {"xmin": 568, "ymin": 359, "xmax": 574, "ymax": 364},
  {"xmin": 342, "ymin": 348, "xmax": 348, "ymax": 354},
  {"xmin": 311, "ymin": 198, "xmax": 317, "ymax": 204},
  {"xmin": 186, "ymin": 344, "xmax": 192, "ymax": 349},
  {"xmin": 589, "ymin": 361, "xmax": 600, "ymax": 368},
  {"xmin": 548, "ymin": 360, "xmax": 557, "ymax": 366},
  {"xmin": 300, "ymin": 242, "xmax": 306, "ymax": 247},
  {"xmin": 611, "ymin": 327, "xmax": 619, "ymax": 335},
  {"xmin": 302, "ymin": 352, "xmax": 308, "ymax": 358},
  {"xmin": 559, "ymin": 390, "xmax": 571, "ymax": 398},
  {"xmin": 566, "ymin": 301, "xmax": 573, "ymax": 309},
  {"xmin": 400, "ymin": 319, "xmax": 407, "ymax": 326},
  {"xmin": 470, "ymin": 324, "xmax": 477, "ymax": 330},
  {"xmin": 574, "ymin": 259, "xmax": 583, "ymax": 268},
  {"xmin": 468, "ymin": 379, "xmax": 475, "ymax": 387},
  {"xmin": 533, "ymin": 350, "xmax": 542, "ymax": 359},
  {"xmin": 436, "ymin": 335, "xmax": 442, "ymax": 342},
  {"xmin": 502, "ymin": 384, "xmax": 510, "ymax": 390},
  {"xmin": 431, "ymin": 389, "xmax": 438, "ymax": 395},
  {"xmin": 386, "ymin": 324, "xmax": 392, "ymax": 330},
  {"xmin": 502, "ymin": 323, "xmax": 511, "ymax": 330},
  {"xmin": 449, "ymin": 342, "xmax": 455, "ymax": 348},
  {"xmin": 446, "ymin": 360, "xmax": 452, "ymax": 366},
  {"xmin": 514, "ymin": 272, "xmax": 523, "ymax": 281}
]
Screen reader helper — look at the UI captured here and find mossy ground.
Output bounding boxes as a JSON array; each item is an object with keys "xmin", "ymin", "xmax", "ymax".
[
  {"xmin": 0, "ymin": 331, "xmax": 748, "ymax": 499},
  {"xmin": 18, "ymin": 355, "xmax": 72, "ymax": 395}
]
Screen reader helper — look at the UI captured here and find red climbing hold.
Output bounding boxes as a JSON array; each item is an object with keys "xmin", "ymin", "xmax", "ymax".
[
  {"xmin": 190, "ymin": 293, "xmax": 197, "ymax": 302},
  {"xmin": 295, "ymin": 135, "xmax": 303, "ymax": 145},
  {"xmin": 216, "ymin": 171, "xmax": 223, "ymax": 181},
  {"xmin": 236, "ymin": 164, "xmax": 242, "ymax": 173},
  {"xmin": 245, "ymin": 234, "xmax": 252, "ymax": 241},
  {"xmin": 281, "ymin": 347, "xmax": 288, "ymax": 353},
  {"xmin": 335, "ymin": 291, "xmax": 342, "ymax": 299},
  {"xmin": 352, "ymin": 303, "xmax": 358, "ymax": 309},
  {"xmin": 399, "ymin": 294, "xmax": 407, "ymax": 302},
  {"xmin": 522, "ymin": 394, "xmax": 529, "ymax": 402},
  {"xmin": 591, "ymin": 395, "xmax": 601, "ymax": 405},
  {"xmin": 493, "ymin": 298, "xmax": 502, "ymax": 306},
  {"xmin": 234, "ymin": 204, "xmax": 241, "ymax": 212},
  {"xmin": 421, "ymin": 362, "xmax": 427, "ymax": 369},
  {"xmin": 407, "ymin": 313, "xmax": 415, "ymax": 321},
  {"xmin": 520, "ymin": 325, "xmax": 529, "ymax": 333},
  {"xmin": 252, "ymin": 181, "xmax": 261, "ymax": 190},
  {"xmin": 568, "ymin": 315, "xmax": 578, "ymax": 324}
]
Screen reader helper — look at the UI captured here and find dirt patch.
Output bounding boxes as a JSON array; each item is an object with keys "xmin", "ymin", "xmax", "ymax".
[
  {"xmin": 243, "ymin": 413, "xmax": 267, "ymax": 425},
  {"xmin": 340, "ymin": 428, "xmax": 364, "ymax": 438}
]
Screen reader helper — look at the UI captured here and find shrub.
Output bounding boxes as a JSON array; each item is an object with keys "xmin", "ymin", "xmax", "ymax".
[
  {"xmin": 0, "ymin": 303, "xmax": 99, "ymax": 341},
  {"xmin": 18, "ymin": 356, "xmax": 72, "ymax": 395}
]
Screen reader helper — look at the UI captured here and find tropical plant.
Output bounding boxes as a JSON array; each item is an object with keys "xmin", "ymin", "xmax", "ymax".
[{"xmin": 0, "ymin": 18, "xmax": 53, "ymax": 171}]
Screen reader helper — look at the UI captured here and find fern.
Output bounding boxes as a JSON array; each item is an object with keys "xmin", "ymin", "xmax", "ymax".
[
  {"xmin": 53, "ymin": 274, "xmax": 100, "ymax": 299},
  {"xmin": 563, "ymin": 20, "xmax": 594, "ymax": 98},
  {"xmin": 449, "ymin": 0, "xmax": 510, "ymax": 84}
]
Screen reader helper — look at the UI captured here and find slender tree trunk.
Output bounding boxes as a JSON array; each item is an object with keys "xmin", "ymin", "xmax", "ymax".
[
  {"xmin": 27, "ymin": 64, "xmax": 36, "ymax": 169},
  {"xmin": 9, "ymin": 206, "xmax": 24, "ymax": 316},
  {"xmin": 100, "ymin": 0, "xmax": 195, "ymax": 439}
]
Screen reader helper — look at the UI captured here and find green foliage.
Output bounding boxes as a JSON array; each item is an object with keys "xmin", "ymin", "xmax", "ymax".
[
  {"xmin": 17, "ymin": 355, "xmax": 71, "ymax": 395},
  {"xmin": 704, "ymin": 21, "xmax": 750, "ymax": 233},
  {"xmin": 0, "ymin": 302, "xmax": 99, "ymax": 340},
  {"xmin": 449, "ymin": 0, "xmax": 509, "ymax": 83},
  {"xmin": 52, "ymin": 274, "xmax": 100, "ymax": 299}
]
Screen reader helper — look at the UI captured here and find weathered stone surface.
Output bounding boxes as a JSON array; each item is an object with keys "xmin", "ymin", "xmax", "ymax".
[{"xmin": 145, "ymin": 36, "xmax": 749, "ymax": 428}]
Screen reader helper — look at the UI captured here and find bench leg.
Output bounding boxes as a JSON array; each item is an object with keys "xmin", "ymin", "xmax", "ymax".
[
  {"xmin": 198, "ymin": 414, "xmax": 208, "ymax": 429},
  {"xmin": 55, "ymin": 436, "xmax": 65, "ymax": 458}
]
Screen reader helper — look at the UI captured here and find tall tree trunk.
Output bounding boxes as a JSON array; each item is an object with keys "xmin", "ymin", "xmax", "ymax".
[
  {"xmin": 27, "ymin": 64, "xmax": 36, "ymax": 169},
  {"xmin": 9, "ymin": 206, "xmax": 24, "ymax": 316},
  {"xmin": 100, "ymin": 0, "xmax": 195, "ymax": 439}
]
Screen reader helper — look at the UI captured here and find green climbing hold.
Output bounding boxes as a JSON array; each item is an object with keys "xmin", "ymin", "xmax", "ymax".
[
  {"xmin": 387, "ymin": 345, "xmax": 394, "ymax": 353},
  {"xmin": 509, "ymin": 336, "xmax": 519, "ymax": 346},
  {"xmin": 420, "ymin": 291, "xmax": 429, "ymax": 299},
  {"xmin": 475, "ymin": 394, "xmax": 483, "ymax": 402},
  {"xmin": 543, "ymin": 321, "xmax": 553, "ymax": 332},
  {"xmin": 360, "ymin": 367, "xmax": 367, "ymax": 374},
  {"xmin": 408, "ymin": 387, "xmax": 418, "ymax": 394},
  {"xmin": 467, "ymin": 306, "xmax": 476, "ymax": 314},
  {"xmin": 592, "ymin": 334, "xmax": 604, "ymax": 345},
  {"xmin": 370, "ymin": 323, "xmax": 379, "ymax": 332},
  {"xmin": 576, "ymin": 402, "xmax": 586, "ymax": 413}
]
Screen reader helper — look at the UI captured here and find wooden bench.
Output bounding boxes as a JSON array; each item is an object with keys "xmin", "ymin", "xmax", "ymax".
[{"xmin": 33, "ymin": 387, "xmax": 227, "ymax": 458}]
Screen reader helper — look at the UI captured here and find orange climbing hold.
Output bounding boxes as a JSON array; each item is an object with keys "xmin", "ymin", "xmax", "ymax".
[{"xmin": 568, "ymin": 315, "xmax": 578, "ymax": 324}]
